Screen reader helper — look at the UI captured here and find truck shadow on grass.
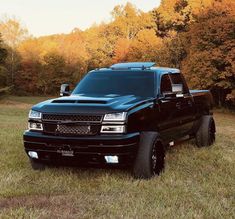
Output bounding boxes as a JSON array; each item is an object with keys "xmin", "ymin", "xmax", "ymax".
[{"xmin": 36, "ymin": 138, "xmax": 198, "ymax": 179}]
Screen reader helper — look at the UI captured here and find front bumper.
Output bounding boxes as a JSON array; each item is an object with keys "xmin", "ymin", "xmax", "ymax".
[{"xmin": 23, "ymin": 131, "xmax": 140, "ymax": 165}]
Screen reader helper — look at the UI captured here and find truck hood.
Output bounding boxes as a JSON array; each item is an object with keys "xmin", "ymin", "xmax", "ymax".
[{"xmin": 32, "ymin": 94, "xmax": 153, "ymax": 114}]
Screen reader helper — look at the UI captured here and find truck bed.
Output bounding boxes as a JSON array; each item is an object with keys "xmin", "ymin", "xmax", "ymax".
[{"xmin": 190, "ymin": 90, "xmax": 213, "ymax": 113}]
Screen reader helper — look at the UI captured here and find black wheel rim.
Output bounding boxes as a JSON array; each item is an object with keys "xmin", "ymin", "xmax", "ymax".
[
  {"xmin": 152, "ymin": 146, "xmax": 157, "ymax": 173},
  {"xmin": 209, "ymin": 120, "xmax": 215, "ymax": 144},
  {"xmin": 151, "ymin": 141, "xmax": 165, "ymax": 175}
]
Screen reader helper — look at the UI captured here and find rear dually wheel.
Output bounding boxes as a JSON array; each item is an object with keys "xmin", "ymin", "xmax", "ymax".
[{"xmin": 195, "ymin": 115, "xmax": 216, "ymax": 147}]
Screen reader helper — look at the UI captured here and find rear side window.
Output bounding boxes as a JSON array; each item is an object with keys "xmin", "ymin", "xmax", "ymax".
[
  {"xmin": 169, "ymin": 73, "xmax": 189, "ymax": 94},
  {"xmin": 160, "ymin": 74, "xmax": 172, "ymax": 94}
]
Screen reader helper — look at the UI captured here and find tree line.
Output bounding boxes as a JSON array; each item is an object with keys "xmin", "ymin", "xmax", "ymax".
[{"xmin": 0, "ymin": 0, "xmax": 234, "ymax": 107}]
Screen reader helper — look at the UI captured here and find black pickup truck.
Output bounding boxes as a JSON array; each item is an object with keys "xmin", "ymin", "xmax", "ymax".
[{"xmin": 23, "ymin": 62, "xmax": 216, "ymax": 179}]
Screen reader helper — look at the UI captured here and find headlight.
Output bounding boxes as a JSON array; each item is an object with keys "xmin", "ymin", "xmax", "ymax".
[
  {"xmin": 101, "ymin": 125, "xmax": 126, "ymax": 134},
  {"xmin": 29, "ymin": 110, "xmax": 42, "ymax": 119},
  {"xmin": 103, "ymin": 112, "xmax": 127, "ymax": 121}
]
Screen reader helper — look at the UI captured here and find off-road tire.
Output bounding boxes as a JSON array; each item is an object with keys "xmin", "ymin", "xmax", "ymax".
[
  {"xmin": 133, "ymin": 132, "xmax": 165, "ymax": 179},
  {"xmin": 195, "ymin": 115, "xmax": 216, "ymax": 147}
]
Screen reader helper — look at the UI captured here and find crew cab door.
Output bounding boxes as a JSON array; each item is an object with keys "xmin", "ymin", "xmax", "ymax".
[
  {"xmin": 169, "ymin": 73, "xmax": 196, "ymax": 136},
  {"xmin": 157, "ymin": 74, "xmax": 183, "ymax": 141},
  {"xmin": 157, "ymin": 73, "xmax": 196, "ymax": 141}
]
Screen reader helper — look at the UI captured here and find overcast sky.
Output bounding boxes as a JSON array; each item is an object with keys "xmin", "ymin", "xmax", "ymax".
[{"xmin": 0, "ymin": 0, "xmax": 161, "ymax": 36}]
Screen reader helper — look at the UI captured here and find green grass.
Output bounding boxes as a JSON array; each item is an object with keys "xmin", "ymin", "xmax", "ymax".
[{"xmin": 0, "ymin": 96, "xmax": 234, "ymax": 218}]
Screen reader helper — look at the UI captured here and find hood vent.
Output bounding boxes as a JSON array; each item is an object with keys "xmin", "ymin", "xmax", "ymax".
[
  {"xmin": 52, "ymin": 99, "xmax": 107, "ymax": 104},
  {"xmin": 77, "ymin": 100, "xmax": 107, "ymax": 104},
  {"xmin": 52, "ymin": 100, "xmax": 76, "ymax": 103}
]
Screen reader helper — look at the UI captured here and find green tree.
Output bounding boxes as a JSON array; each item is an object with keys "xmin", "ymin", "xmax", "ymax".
[
  {"xmin": 39, "ymin": 52, "xmax": 68, "ymax": 95},
  {"xmin": 0, "ymin": 34, "xmax": 7, "ymax": 64},
  {"xmin": 0, "ymin": 17, "xmax": 28, "ymax": 85},
  {"xmin": 0, "ymin": 34, "xmax": 8, "ymax": 88}
]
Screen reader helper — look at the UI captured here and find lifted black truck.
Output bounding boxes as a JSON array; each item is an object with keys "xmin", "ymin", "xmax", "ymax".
[{"xmin": 23, "ymin": 62, "xmax": 216, "ymax": 179}]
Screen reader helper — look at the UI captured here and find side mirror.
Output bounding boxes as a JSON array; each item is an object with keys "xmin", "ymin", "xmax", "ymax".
[
  {"xmin": 60, "ymin": 84, "xmax": 70, "ymax": 96},
  {"xmin": 172, "ymin": 84, "xmax": 183, "ymax": 94}
]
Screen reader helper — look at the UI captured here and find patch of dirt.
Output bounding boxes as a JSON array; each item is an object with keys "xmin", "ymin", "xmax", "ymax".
[{"xmin": 0, "ymin": 194, "xmax": 86, "ymax": 218}]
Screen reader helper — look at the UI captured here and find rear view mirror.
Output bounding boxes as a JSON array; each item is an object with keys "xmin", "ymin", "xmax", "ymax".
[
  {"xmin": 60, "ymin": 84, "xmax": 70, "ymax": 96},
  {"xmin": 172, "ymin": 84, "xmax": 183, "ymax": 94}
]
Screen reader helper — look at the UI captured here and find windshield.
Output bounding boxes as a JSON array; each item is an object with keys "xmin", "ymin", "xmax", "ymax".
[{"xmin": 72, "ymin": 71, "xmax": 155, "ymax": 97}]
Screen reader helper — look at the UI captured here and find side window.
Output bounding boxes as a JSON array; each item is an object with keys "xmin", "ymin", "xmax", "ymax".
[
  {"xmin": 169, "ymin": 73, "xmax": 189, "ymax": 94},
  {"xmin": 180, "ymin": 74, "xmax": 190, "ymax": 93},
  {"xmin": 160, "ymin": 74, "xmax": 172, "ymax": 95}
]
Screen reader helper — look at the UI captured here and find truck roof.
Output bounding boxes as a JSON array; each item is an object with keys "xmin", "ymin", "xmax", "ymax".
[{"xmin": 93, "ymin": 62, "xmax": 180, "ymax": 74}]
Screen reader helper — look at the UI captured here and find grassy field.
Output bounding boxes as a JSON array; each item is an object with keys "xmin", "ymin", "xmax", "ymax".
[{"xmin": 0, "ymin": 96, "xmax": 234, "ymax": 218}]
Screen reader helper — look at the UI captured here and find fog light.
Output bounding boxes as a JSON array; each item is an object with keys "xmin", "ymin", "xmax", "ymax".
[
  {"xmin": 28, "ymin": 122, "xmax": 43, "ymax": 131},
  {"xmin": 105, "ymin": 156, "xmax": 119, "ymax": 164},
  {"xmin": 28, "ymin": 151, "xmax": 38, "ymax": 159},
  {"xmin": 101, "ymin": 125, "xmax": 125, "ymax": 133}
]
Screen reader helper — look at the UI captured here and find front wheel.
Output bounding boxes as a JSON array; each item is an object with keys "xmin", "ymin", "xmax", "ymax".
[
  {"xmin": 195, "ymin": 115, "xmax": 216, "ymax": 147},
  {"xmin": 133, "ymin": 132, "xmax": 165, "ymax": 179}
]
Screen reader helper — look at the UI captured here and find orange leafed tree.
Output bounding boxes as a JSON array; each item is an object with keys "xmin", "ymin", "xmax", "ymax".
[
  {"xmin": 0, "ymin": 1, "xmax": 234, "ymax": 106},
  {"xmin": 113, "ymin": 38, "xmax": 130, "ymax": 63},
  {"xmin": 181, "ymin": 0, "xmax": 235, "ymax": 105}
]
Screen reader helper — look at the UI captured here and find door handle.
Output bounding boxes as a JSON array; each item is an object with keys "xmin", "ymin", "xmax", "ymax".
[
  {"xmin": 158, "ymin": 98, "xmax": 170, "ymax": 104},
  {"xmin": 176, "ymin": 102, "xmax": 181, "ymax": 109},
  {"xmin": 188, "ymin": 100, "xmax": 193, "ymax": 107}
]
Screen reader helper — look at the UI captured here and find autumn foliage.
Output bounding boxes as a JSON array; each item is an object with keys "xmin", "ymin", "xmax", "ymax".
[{"xmin": 0, "ymin": 0, "xmax": 234, "ymax": 106}]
